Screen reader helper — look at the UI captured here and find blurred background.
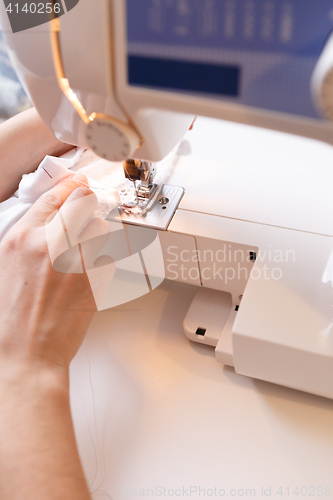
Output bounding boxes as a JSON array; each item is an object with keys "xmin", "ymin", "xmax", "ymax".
[{"xmin": 0, "ymin": 29, "xmax": 31, "ymax": 121}]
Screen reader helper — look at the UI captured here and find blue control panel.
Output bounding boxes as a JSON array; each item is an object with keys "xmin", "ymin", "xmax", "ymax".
[{"xmin": 126, "ymin": 0, "xmax": 333, "ymax": 120}]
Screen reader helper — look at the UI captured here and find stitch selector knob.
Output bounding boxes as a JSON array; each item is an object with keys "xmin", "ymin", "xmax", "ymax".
[
  {"xmin": 312, "ymin": 33, "xmax": 333, "ymax": 121},
  {"xmin": 85, "ymin": 114, "xmax": 140, "ymax": 162}
]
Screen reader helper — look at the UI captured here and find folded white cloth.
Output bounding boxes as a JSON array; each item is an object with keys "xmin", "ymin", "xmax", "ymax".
[{"xmin": 0, "ymin": 148, "xmax": 84, "ymax": 240}]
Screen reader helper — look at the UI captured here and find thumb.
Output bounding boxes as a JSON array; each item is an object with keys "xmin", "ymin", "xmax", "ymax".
[{"xmin": 22, "ymin": 174, "xmax": 91, "ymax": 227}]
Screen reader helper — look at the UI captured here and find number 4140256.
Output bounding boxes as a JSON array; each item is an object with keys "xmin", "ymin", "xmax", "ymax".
[
  {"xmin": 6, "ymin": 3, "xmax": 61, "ymax": 14},
  {"xmin": 277, "ymin": 486, "xmax": 332, "ymax": 496}
]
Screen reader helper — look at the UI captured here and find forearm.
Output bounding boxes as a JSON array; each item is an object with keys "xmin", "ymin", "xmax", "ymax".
[
  {"xmin": 0, "ymin": 363, "xmax": 91, "ymax": 500},
  {"xmin": 0, "ymin": 177, "xmax": 108, "ymax": 499},
  {"xmin": 0, "ymin": 107, "xmax": 73, "ymax": 202}
]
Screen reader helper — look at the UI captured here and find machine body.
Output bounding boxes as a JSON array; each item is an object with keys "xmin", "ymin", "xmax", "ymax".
[
  {"xmin": 2, "ymin": 0, "xmax": 333, "ymax": 157},
  {"xmin": 1, "ymin": 0, "xmax": 333, "ymax": 398}
]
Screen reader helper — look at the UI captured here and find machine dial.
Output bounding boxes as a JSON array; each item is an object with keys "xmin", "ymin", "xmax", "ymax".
[
  {"xmin": 85, "ymin": 114, "xmax": 141, "ymax": 162},
  {"xmin": 312, "ymin": 33, "xmax": 333, "ymax": 121}
]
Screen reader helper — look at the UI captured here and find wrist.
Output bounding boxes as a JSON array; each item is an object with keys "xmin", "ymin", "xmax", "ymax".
[{"xmin": 0, "ymin": 358, "xmax": 70, "ymax": 401}]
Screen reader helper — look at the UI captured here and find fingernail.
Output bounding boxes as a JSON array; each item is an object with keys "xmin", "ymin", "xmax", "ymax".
[
  {"xmin": 72, "ymin": 186, "xmax": 92, "ymax": 198},
  {"xmin": 73, "ymin": 173, "xmax": 88, "ymax": 185}
]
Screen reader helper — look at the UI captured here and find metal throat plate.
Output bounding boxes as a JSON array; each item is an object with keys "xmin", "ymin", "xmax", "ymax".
[{"xmin": 106, "ymin": 185, "xmax": 184, "ymax": 230}]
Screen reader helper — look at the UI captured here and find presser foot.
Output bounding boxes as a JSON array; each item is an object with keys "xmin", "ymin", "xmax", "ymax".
[
  {"xmin": 120, "ymin": 182, "xmax": 161, "ymax": 216},
  {"xmin": 106, "ymin": 184, "xmax": 184, "ymax": 231}
]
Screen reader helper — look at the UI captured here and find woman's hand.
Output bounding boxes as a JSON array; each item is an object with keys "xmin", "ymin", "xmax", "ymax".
[
  {"xmin": 0, "ymin": 173, "xmax": 112, "ymax": 381},
  {"xmin": 0, "ymin": 173, "xmax": 115, "ymax": 500}
]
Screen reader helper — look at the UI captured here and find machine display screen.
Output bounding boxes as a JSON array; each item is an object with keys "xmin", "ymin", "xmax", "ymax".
[
  {"xmin": 128, "ymin": 56, "xmax": 240, "ymax": 97},
  {"xmin": 126, "ymin": 0, "xmax": 333, "ymax": 119}
]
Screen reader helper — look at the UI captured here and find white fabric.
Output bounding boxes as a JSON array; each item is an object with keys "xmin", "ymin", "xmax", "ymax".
[{"xmin": 0, "ymin": 148, "xmax": 84, "ymax": 240}]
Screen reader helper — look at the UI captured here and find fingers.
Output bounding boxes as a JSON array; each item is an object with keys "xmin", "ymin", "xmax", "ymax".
[
  {"xmin": 46, "ymin": 217, "xmax": 112, "ymax": 275},
  {"xmin": 16, "ymin": 170, "xmax": 116, "ymax": 310},
  {"xmin": 77, "ymin": 217, "xmax": 111, "ymax": 245},
  {"xmin": 57, "ymin": 187, "xmax": 98, "ymax": 246},
  {"xmin": 42, "ymin": 175, "xmax": 100, "ymax": 262},
  {"xmin": 22, "ymin": 173, "xmax": 90, "ymax": 228},
  {"xmin": 45, "ymin": 201, "xmax": 112, "ymax": 276},
  {"xmin": 48, "ymin": 215, "xmax": 115, "ymax": 311}
]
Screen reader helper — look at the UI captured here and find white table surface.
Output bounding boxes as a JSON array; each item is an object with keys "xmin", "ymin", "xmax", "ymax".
[{"xmin": 70, "ymin": 118, "xmax": 333, "ymax": 500}]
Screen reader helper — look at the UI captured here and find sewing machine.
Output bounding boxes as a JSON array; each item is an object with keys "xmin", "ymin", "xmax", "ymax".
[{"xmin": 1, "ymin": 0, "xmax": 333, "ymax": 399}]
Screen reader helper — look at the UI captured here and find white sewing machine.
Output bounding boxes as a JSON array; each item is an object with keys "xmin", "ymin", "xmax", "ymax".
[{"xmin": 1, "ymin": 0, "xmax": 333, "ymax": 399}]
